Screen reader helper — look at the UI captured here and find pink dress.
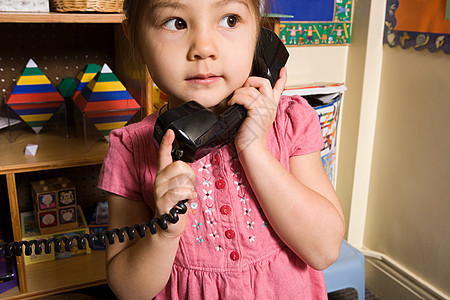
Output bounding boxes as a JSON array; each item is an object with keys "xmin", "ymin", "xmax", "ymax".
[{"xmin": 99, "ymin": 95, "xmax": 327, "ymax": 299}]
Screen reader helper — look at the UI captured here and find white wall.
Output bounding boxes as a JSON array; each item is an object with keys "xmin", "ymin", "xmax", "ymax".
[{"xmin": 285, "ymin": 46, "xmax": 349, "ymax": 87}]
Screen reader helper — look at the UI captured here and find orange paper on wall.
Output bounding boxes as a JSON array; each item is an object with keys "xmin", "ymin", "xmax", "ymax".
[{"xmin": 395, "ymin": 0, "xmax": 450, "ymax": 34}]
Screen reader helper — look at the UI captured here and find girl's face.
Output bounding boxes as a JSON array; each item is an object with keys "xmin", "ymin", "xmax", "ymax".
[{"xmin": 138, "ymin": 0, "xmax": 258, "ymax": 112}]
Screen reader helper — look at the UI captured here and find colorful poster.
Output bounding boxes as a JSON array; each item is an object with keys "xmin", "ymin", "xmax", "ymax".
[{"xmin": 277, "ymin": 0, "xmax": 353, "ymax": 46}]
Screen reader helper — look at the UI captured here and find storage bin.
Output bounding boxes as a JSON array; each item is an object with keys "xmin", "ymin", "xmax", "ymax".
[{"xmin": 50, "ymin": 0, "xmax": 123, "ymax": 12}]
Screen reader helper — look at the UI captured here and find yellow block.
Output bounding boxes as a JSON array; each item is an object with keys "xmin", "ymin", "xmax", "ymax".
[
  {"xmin": 87, "ymin": 81, "xmax": 126, "ymax": 92},
  {"xmin": 77, "ymin": 72, "xmax": 97, "ymax": 83},
  {"xmin": 17, "ymin": 75, "xmax": 51, "ymax": 85},
  {"xmin": 21, "ymin": 113, "xmax": 53, "ymax": 122},
  {"xmin": 95, "ymin": 121, "xmax": 127, "ymax": 131}
]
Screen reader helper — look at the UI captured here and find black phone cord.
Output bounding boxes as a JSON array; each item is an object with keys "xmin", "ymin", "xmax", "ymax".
[{"xmin": 0, "ymin": 200, "xmax": 188, "ymax": 257}]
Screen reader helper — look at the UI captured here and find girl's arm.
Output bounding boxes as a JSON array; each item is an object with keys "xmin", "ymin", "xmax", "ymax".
[
  {"xmin": 231, "ymin": 68, "xmax": 344, "ymax": 270},
  {"xmin": 106, "ymin": 130, "xmax": 196, "ymax": 299},
  {"xmin": 238, "ymin": 148, "xmax": 345, "ymax": 270},
  {"xmin": 106, "ymin": 193, "xmax": 180, "ymax": 299}
]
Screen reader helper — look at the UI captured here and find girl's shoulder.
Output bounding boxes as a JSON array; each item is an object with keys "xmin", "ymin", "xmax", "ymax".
[
  {"xmin": 109, "ymin": 110, "xmax": 159, "ymax": 143},
  {"xmin": 273, "ymin": 94, "xmax": 323, "ymax": 156},
  {"xmin": 276, "ymin": 94, "xmax": 318, "ymax": 126}
]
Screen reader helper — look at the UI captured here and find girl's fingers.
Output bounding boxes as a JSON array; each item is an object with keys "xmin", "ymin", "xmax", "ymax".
[
  {"xmin": 157, "ymin": 129, "xmax": 175, "ymax": 171},
  {"xmin": 154, "ymin": 171, "xmax": 196, "ymax": 199},
  {"xmin": 244, "ymin": 77, "xmax": 273, "ymax": 103},
  {"xmin": 159, "ymin": 187, "xmax": 197, "ymax": 207},
  {"xmin": 272, "ymin": 67, "xmax": 288, "ymax": 102},
  {"xmin": 157, "ymin": 161, "xmax": 196, "ymax": 186}
]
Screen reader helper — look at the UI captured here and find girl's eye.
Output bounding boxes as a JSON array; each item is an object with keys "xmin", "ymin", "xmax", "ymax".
[
  {"xmin": 220, "ymin": 15, "xmax": 239, "ymax": 28},
  {"xmin": 164, "ymin": 18, "xmax": 187, "ymax": 30}
]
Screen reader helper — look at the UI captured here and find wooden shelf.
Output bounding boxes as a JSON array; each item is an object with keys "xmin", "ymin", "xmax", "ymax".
[
  {"xmin": 0, "ymin": 251, "xmax": 106, "ymax": 299},
  {"xmin": 0, "ymin": 11, "xmax": 132, "ymax": 299},
  {"xmin": 0, "ymin": 12, "xmax": 124, "ymax": 23},
  {"xmin": 0, "ymin": 129, "xmax": 108, "ymax": 175}
]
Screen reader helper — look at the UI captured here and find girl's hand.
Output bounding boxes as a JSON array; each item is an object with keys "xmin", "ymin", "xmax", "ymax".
[
  {"xmin": 229, "ymin": 67, "xmax": 287, "ymax": 154},
  {"xmin": 154, "ymin": 129, "xmax": 197, "ymax": 238}
]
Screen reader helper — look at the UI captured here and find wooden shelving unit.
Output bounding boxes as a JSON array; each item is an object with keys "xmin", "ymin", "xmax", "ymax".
[
  {"xmin": 0, "ymin": 11, "xmax": 134, "ymax": 299},
  {"xmin": 0, "ymin": 129, "xmax": 109, "ymax": 299}
]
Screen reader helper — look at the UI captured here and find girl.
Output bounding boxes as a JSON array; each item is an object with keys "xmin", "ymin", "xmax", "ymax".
[{"xmin": 99, "ymin": 0, "xmax": 345, "ymax": 299}]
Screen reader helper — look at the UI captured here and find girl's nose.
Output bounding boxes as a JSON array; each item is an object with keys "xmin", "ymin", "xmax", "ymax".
[{"xmin": 187, "ymin": 29, "xmax": 218, "ymax": 61}]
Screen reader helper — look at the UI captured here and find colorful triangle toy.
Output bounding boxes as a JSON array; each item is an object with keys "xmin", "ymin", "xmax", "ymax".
[
  {"xmin": 73, "ymin": 64, "xmax": 101, "ymax": 100},
  {"xmin": 73, "ymin": 63, "xmax": 141, "ymax": 138},
  {"xmin": 6, "ymin": 59, "xmax": 64, "ymax": 134}
]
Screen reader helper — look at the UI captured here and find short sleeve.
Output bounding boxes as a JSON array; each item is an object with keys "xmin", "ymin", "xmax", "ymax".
[
  {"xmin": 280, "ymin": 95, "xmax": 323, "ymax": 156},
  {"xmin": 98, "ymin": 127, "xmax": 143, "ymax": 202}
]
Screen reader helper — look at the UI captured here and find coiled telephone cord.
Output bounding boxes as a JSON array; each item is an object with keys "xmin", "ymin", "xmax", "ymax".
[{"xmin": 0, "ymin": 200, "xmax": 188, "ymax": 257}]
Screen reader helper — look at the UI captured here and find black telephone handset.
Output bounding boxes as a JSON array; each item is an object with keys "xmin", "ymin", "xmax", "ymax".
[
  {"xmin": 0, "ymin": 28, "xmax": 289, "ymax": 258},
  {"xmin": 153, "ymin": 27, "xmax": 289, "ymax": 163}
]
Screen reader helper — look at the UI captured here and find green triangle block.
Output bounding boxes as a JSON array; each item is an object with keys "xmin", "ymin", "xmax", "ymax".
[{"xmin": 58, "ymin": 77, "xmax": 77, "ymax": 98}]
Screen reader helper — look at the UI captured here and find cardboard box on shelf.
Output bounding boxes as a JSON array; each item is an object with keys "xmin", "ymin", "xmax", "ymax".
[
  {"xmin": 20, "ymin": 205, "xmax": 91, "ymax": 265},
  {"xmin": 31, "ymin": 177, "xmax": 78, "ymax": 235},
  {"xmin": 88, "ymin": 201, "xmax": 108, "ymax": 250}
]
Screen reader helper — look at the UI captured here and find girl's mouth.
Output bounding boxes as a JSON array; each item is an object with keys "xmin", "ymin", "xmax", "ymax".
[{"xmin": 186, "ymin": 73, "xmax": 222, "ymax": 85}]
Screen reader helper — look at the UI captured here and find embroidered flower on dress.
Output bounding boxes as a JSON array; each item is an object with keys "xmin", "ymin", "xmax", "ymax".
[
  {"xmin": 206, "ymin": 218, "xmax": 215, "ymax": 226},
  {"xmin": 196, "ymin": 236, "xmax": 204, "ymax": 244},
  {"xmin": 262, "ymin": 221, "xmax": 268, "ymax": 227},
  {"xmin": 203, "ymin": 189, "xmax": 213, "ymax": 201},
  {"xmin": 199, "ymin": 161, "xmax": 211, "ymax": 174},
  {"xmin": 215, "ymin": 245, "xmax": 223, "ymax": 251},
  {"xmin": 249, "ymin": 236, "xmax": 256, "ymax": 242},
  {"xmin": 190, "ymin": 202, "xmax": 198, "ymax": 210},
  {"xmin": 205, "ymin": 204, "xmax": 215, "ymax": 215},
  {"xmin": 192, "ymin": 220, "xmax": 202, "ymax": 229},
  {"xmin": 243, "ymin": 207, "xmax": 251, "ymax": 216},
  {"xmin": 239, "ymin": 192, "xmax": 248, "ymax": 203},
  {"xmin": 209, "ymin": 231, "xmax": 218, "ymax": 240},
  {"xmin": 247, "ymin": 221, "xmax": 255, "ymax": 229},
  {"xmin": 230, "ymin": 166, "xmax": 241, "ymax": 178},
  {"xmin": 203, "ymin": 177, "xmax": 211, "ymax": 187},
  {"xmin": 234, "ymin": 180, "xmax": 246, "ymax": 191}
]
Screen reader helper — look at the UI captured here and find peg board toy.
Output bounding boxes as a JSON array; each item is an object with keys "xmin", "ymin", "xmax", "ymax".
[
  {"xmin": 31, "ymin": 177, "xmax": 78, "ymax": 234},
  {"xmin": 6, "ymin": 59, "xmax": 64, "ymax": 134}
]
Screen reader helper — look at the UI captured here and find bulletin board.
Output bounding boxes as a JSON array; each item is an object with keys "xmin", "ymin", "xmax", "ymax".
[
  {"xmin": 384, "ymin": 0, "xmax": 450, "ymax": 54},
  {"xmin": 275, "ymin": 0, "xmax": 353, "ymax": 46}
]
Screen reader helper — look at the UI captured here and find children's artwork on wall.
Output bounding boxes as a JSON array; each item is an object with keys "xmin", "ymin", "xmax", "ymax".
[
  {"xmin": 275, "ymin": 0, "xmax": 353, "ymax": 46},
  {"xmin": 6, "ymin": 59, "xmax": 64, "ymax": 134},
  {"xmin": 73, "ymin": 63, "xmax": 141, "ymax": 140},
  {"xmin": 384, "ymin": 0, "xmax": 450, "ymax": 54}
]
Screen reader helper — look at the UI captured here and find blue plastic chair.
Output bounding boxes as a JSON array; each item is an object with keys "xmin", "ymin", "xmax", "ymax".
[{"xmin": 323, "ymin": 240, "xmax": 365, "ymax": 300}]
